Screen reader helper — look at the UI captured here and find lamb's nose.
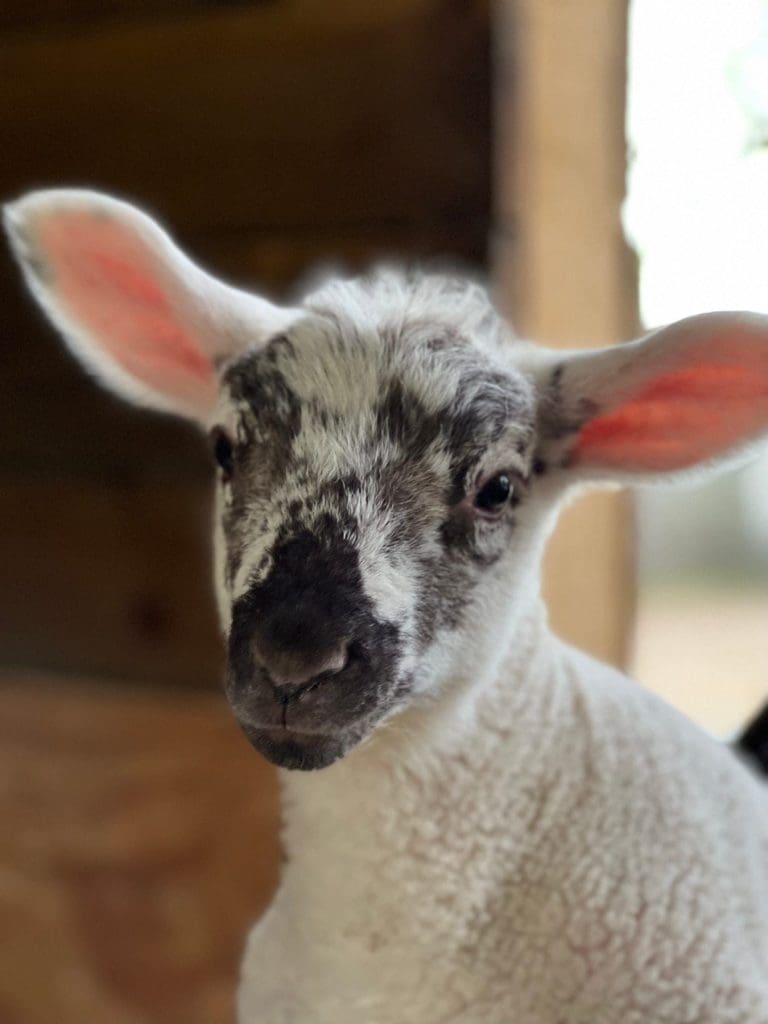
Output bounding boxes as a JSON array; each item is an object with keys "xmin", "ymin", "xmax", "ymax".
[{"xmin": 252, "ymin": 634, "xmax": 350, "ymax": 697}]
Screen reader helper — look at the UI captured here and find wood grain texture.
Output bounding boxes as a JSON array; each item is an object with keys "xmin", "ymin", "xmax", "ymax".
[
  {"xmin": 494, "ymin": 0, "xmax": 636, "ymax": 668},
  {"xmin": 0, "ymin": 479, "xmax": 222, "ymax": 689},
  {"xmin": 0, "ymin": 676, "xmax": 280, "ymax": 1024},
  {"xmin": 0, "ymin": 1, "xmax": 489, "ymax": 235}
]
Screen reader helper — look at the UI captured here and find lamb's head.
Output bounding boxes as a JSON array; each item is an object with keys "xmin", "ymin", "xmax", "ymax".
[
  {"xmin": 7, "ymin": 190, "xmax": 768, "ymax": 770},
  {"xmin": 211, "ymin": 278, "xmax": 540, "ymax": 768}
]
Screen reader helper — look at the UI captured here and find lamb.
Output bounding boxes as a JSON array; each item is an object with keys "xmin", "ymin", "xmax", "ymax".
[{"xmin": 5, "ymin": 189, "xmax": 768, "ymax": 1024}]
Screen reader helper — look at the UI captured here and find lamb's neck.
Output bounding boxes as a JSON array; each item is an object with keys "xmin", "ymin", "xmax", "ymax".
[{"xmin": 277, "ymin": 599, "xmax": 571, "ymax": 918}]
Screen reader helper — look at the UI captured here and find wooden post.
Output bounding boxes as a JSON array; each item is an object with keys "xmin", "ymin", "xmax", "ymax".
[{"xmin": 494, "ymin": 0, "xmax": 638, "ymax": 667}]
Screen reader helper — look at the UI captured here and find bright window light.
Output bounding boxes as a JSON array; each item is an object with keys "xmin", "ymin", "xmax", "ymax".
[{"xmin": 626, "ymin": 0, "xmax": 768, "ymax": 736}]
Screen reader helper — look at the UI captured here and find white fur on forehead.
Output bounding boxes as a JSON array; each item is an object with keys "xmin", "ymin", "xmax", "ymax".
[{"xmin": 302, "ymin": 267, "xmax": 510, "ymax": 350}]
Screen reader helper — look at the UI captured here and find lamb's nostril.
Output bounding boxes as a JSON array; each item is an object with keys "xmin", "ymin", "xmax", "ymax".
[
  {"xmin": 315, "ymin": 638, "xmax": 349, "ymax": 677},
  {"xmin": 252, "ymin": 636, "xmax": 351, "ymax": 696}
]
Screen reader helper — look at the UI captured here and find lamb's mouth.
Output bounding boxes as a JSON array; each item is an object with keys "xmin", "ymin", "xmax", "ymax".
[
  {"xmin": 224, "ymin": 663, "xmax": 407, "ymax": 770},
  {"xmin": 238, "ymin": 722, "xmax": 351, "ymax": 771}
]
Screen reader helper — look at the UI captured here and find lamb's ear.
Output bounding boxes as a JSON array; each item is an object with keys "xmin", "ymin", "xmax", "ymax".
[
  {"xmin": 3, "ymin": 189, "xmax": 300, "ymax": 422},
  {"xmin": 533, "ymin": 312, "xmax": 768, "ymax": 485}
]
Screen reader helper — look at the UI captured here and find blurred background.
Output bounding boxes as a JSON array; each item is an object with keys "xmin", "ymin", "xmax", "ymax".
[
  {"xmin": 627, "ymin": 0, "xmax": 768, "ymax": 735},
  {"xmin": 0, "ymin": 1, "xmax": 764, "ymax": 1021}
]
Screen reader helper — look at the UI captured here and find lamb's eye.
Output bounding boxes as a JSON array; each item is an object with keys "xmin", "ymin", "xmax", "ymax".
[
  {"xmin": 210, "ymin": 428, "xmax": 235, "ymax": 480},
  {"xmin": 474, "ymin": 473, "xmax": 512, "ymax": 513}
]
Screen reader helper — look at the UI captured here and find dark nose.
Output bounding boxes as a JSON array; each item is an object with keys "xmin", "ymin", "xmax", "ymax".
[
  {"xmin": 230, "ymin": 528, "xmax": 361, "ymax": 701},
  {"xmin": 251, "ymin": 609, "xmax": 350, "ymax": 697},
  {"xmin": 253, "ymin": 635, "xmax": 350, "ymax": 695}
]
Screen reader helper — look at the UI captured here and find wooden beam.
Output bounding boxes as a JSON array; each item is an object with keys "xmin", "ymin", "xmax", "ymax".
[
  {"xmin": 494, "ymin": 0, "xmax": 637, "ymax": 667},
  {"xmin": 0, "ymin": 1, "xmax": 489, "ymax": 236}
]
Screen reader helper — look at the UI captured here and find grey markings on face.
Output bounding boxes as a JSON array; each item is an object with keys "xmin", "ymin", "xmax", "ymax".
[
  {"xmin": 540, "ymin": 362, "xmax": 600, "ymax": 439},
  {"xmin": 223, "ymin": 290, "xmax": 534, "ymax": 592},
  {"xmin": 218, "ymin": 337, "xmax": 308, "ymax": 586},
  {"xmin": 536, "ymin": 361, "xmax": 601, "ymax": 468},
  {"xmin": 211, "ymin": 271, "xmax": 538, "ymax": 766}
]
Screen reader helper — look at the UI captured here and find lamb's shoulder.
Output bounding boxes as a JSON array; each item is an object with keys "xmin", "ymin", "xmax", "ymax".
[
  {"xmin": 556, "ymin": 642, "xmax": 768, "ymax": 851},
  {"xmin": 493, "ymin": 643, "xmax": 768, "ymax": 1020}
]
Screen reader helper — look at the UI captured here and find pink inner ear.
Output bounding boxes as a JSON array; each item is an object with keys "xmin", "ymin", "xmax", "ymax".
[
  {"xmin": 38, "ymin": 212, "xmax": 216, "ymax": 411},
  {"xmin": 573, "ymin": 352, "xmax": 768, "ymax": 471}
]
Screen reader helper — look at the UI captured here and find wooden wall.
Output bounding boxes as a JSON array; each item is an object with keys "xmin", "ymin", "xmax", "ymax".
[{"xmin": 0, "ymin": 3, "xmax": 490, "ymax": 1021}]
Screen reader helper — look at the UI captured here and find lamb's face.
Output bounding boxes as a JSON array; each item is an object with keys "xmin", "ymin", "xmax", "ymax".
[{"xmin": 212, "ymin": 302, "xmax": 537, "ymax": 770}]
